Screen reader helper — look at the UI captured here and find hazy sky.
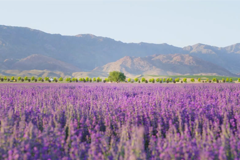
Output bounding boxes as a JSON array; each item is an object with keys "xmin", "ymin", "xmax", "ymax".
[{"xmin": 0, "ymin": 0, "xmax": 239, "ymax": 47}]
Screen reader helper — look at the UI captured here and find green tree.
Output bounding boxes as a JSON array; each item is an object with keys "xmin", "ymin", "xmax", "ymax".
[
  {"xmin": 169, "ymin": 78, "xmax": 172, "ymax": 82},
  {"xmin": 206, "ymin": 78, "xmax": 209, "ymax": 82},
  {"xmin": 191, "ymin": 78, "xmax": 195, "ymax": 82},
  {"xmin": 141, "ymin": 77, "xmax": 146, "ymax": 82},
  {"xmin": 108, "ymin": 71, "xmax": 126, "ymax": 82},
  {"xmin": 156, "ymin": 78, "xmax": 160, "ymax": 82},
  {"xmin": 105, "ymin": 78, "xmax": 109, "ymax": 82},
  {"xmin": 183, "ymin": 78, "xmax": 187, "ymax": 83},
  {"xmin": 127, "ymin": 78, "xmax": 131, "ymax": 82},
  {"xmin": 226, "ymin": 78, "xmax": 229, "ymax": 82},
  {"xmin": 38, "ymin": 77, "xmax": 42, "ymax": 81},
  {"xmin": 59, "ymin": 77, "xmax": 63, "ymax": 81},
  {"xmin": 18, "ymin": 77, "xmax": 22, "ymax": 81},
  {"xmin": 198, "ymin": 78, "xmax": 201, "ymax": 82},
  {"xmin": 66, "ymin": 78, "xmax": 71, "ymax": 82},
  {"xmin": 175, "ymin": 78, "xmax": 180, "ymax": 82},
  {"xmin": 230, "ymin": 78, "xmax": 233, "ymax": 82},
  {"xmin": 93, "ymin": 77, "xmax": 96, "ymax": 82},
  {"xmin": 163, "ymin": 78, "xmax": 166, "ymax": 82},
  {"xmin": 24, "ymin": 76, "xmax": 28, "ymax": 81},
  {"xmin": 10, "ymin": 77, "xmax": 15, "ymax": 81},
  {"xmin": 85, "ymin": 77, "xmax": 89, "ymax": 82},
  {"xmin": 151, "ymin": 78, "xmax": 155, "ymax": 83},
  {"xmin": 53, "ymin": 77, "xmax": 57, "ymax": 81},
  {"xmin": 31, "ymin": 76, "xmax": 35, "ymax": 81},
  {"xmin": 97, "ymin": 77, "xmax": 101, "ymax": 82},
  {"xmin": 72, "ymin": 78, "xmax": 76, "ymax": 82},
  {"xmin": 212, "ymin": 78, "xmax": 217, "ymax": 82},
  {"xmin": 222, "ymin": 78, "xmax": 225, "ymax": 82},
  {"xmin": 134, "ymin": 78, "xmax": 138, "ymax": 82},
  {"xmin": 45, "ymin": 77, "xmax": 49, "ymax": 81},
  {"xmin": 3, "ymin": 76, "xmax": 7, "ymax": 81},
  {"xmin": 238, "ymin": 78, "xmax": 240, "ymax": 82}
]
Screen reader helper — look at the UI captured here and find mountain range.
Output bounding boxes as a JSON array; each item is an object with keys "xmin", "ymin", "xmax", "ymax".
[{"xmin": 0, "ymin": 25, "xmax": 239, "ymax": 78}]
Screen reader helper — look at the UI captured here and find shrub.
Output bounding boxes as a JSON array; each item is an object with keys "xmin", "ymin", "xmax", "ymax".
[
  {"xmin": 38, "ymin": 77, "xmax": 43, "ymax": 81},
  {"xmin": 191, "ymin": 78, "xmax": 195, "ymax": 82},
  {"xmin": 222, "ymin": 78, "xmax": 225, "ymax": 82},
  {"xmin": 141, "ymin": 77, "xmax": 146, "ymax": 82},
  {"xmin": 72, "ymin": 78, "xmax": 76, "ymax": 82},
  {"xmin": 10, "ymin": 77, "xmax": 15, "ymax": 81},
  {"xmin": 163, "ymin": 78, "xmax": 166, "ymax": 82},
  {"xmin": 93, "ymin": 78, "xmax": 96, "ymax": 82},
  {"xmin": 169, "ymin": 78, "xmax": 172, "ymax": 82},
  {"xmin": 156, "ymin": 78, "xmax": 160, "ymax": 82},
  {"xmin": 206, "ymin": 78, "xmax": 209, "ymax": 82},
  {"xmin": 66, "ymin": 78, "xmax": 71, "ymax": 82},
  {"xmin": 226, "ymin": 78, "xmax": 229, "ymax": 82},
  {"xmin": 175, "ymin": 78, "xmax": 180, "ymax": 82},
  {"xmin": 97, "ymin": 77, "xmax": 101, "ymax": 82},
  {"xmin": 59, "ymin": 77, "xmax": 63, "ymax": 81},
  {"xmin": 24, "ymin": 76, "xmax": 28, "ymax": 81},
  {"xmin": 45, "ymin": 77, "xmax": 49, "ymax": 81},
  {"xmin": 85, "ymin": 77, "xmax": 89, "ymax": 82},
  {"xmin": 127, "ymin": 78, "xmax": 131, "ymax": 82},
  {"xmin": 238, "ymin": 78, "xmax": 240, "ymax": 82},
  {"xmin": 230, "ymin": 78, "xmax": 233, "ymax": 82},
  {"xmin": 212, "ymin": 78, "xmax": 217, "ymax": 82},
  {"xmin": 198, "ymin": 78, "xmax": 201, "ymax": 82},
  {"xmin": 183, "ymin": 78, "xmax": 187, "ymax": 83},
  {"xmin": 31, "ymin": 76, "xmax": 35, "ymax": 81},
  {"xmin": 108, "ymin": 71, "xmax": 126, "ymax": 82},
  {"xmin": 18, "ymin": 77, "xmax": 22, "ymax": 81},
  {"xmin": 53, "ymin": 77, "xmax": 57, "ymax": 82},
  {"xmin": 134, "ymin": 78, "xmax": 138, "ymax": 82}
]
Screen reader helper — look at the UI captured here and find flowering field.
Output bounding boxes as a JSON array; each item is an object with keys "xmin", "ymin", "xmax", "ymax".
[{"xmin": 0, "ymin": 83, "xmax": 240, "ymax": 160}]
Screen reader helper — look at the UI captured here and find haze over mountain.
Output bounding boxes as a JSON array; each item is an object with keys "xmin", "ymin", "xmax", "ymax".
[
  {"xmin": 92, "ymin": 54, "xmax": 235, "ymax": 77},
  {"xmin": 0, "ymin": 25, "xmax": 239, "ymax": 77}
]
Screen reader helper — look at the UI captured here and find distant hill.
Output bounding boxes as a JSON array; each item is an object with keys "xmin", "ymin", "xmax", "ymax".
[
  {"xmin": 92, "ymin": 54, "xmax": 235, "ymax": 77},
  {"xmin": 0, "ymin": 25, "xmax": 239, "ymax": 77}
]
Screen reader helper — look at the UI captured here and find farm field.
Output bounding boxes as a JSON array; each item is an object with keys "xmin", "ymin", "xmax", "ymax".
[{"xmin": 0, "ymin": 83, "xmax": 240, "ymax": 159}]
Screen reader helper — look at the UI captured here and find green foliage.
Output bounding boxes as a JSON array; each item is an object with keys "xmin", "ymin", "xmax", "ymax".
[
  {"xmin": 169, "ymin": 78, "xmax": 172, "ymax": 82},
  {"xmin": 183, "ymin": 78, "xmax": 187, "ymax": 83},
  {"xmin": 93, "ymin": 78, "xmax": 96, "ymax": 82},
  {"xmin": 85, "ymin": 77, "xmax": 89, "ymax": 82},
  {"xmin": 156, "ymin": 78, "xmax": 160, "ymax": 82},
  {"xmin": 134, "ymin": 78, "xmax": 138, "ymax": 82},
  {"xmin": 108, "ymin": 71, "xmax": 126, "ymax": 82},
  {"xmin": 24, "ymin": 76, "xmax": 28, "ymax": 81},
  {"xmin": 31, "ymin": 76, "xmax": 35, "ymax": 81},
  {"xmin": 163, "ymin": 78, "xmax": 166, "ymax": 82},
  {"xmin": 89, "ymin": 78, "xmax": 92, "ymax": 82},
  {"xmin": 198, "ymin": 78, "xmax": 201, "ymax": 82},
  {"xmin": 212, "ymin": 78, "xmax": 217, "ymax": 82},
  {"xmin": 127, "ymin": 78, "xmax": 131, "ymax": 82},
  {"xmin": 18, "ymin": 77, "xmax": 22, "ymax": 81},
  {"xmin": 38, "ymin": 77, "xmax": 42, "ymax": 81},
  {"xmin": 238, "ymin": 78, "xmax": 240, "ymax": 82},
  {"xmin": 45, "ymin": 77, "xmax": 49, "ymax": 81},
  {"xmin": 226, "ymin": 78, "xmax": 229, "ymax": 82},
  {"xmin": 230, "ymin": 78, "xmax": 233, "ymax": 82},
  {"xmin": 105, "ymin": 78, "xmax": 109, "ymax": 82},
  {"xmin": 141, "ymin": 77, "xmax": 146, "ymax": 82},
  {"xmin": 222, "ymin": 78, "xmax": 225, "ymax": 82},
  {"xmin": 79, "ymin": 78, "xmax": 82, "ymax": 81},
  {"xmin": 191, "ymin": 78, "xmax": 195, "ymax": 82},
  {"xmin": 10, "ymin": 77, "xmax": 15, "ymax": 81},
  {"xmin": 72, "ymin": 78, "xmax": 76, "ymax": 82},
  {"xmin": 53, "ymin": 77, "xmax": 57, "ymax": 81},
  {"xmin": 66, "ymin": 78, "xmax": 71, "ymax": 82},
  {"xmin": 97, "ymin": 77, "xmax": 101, "ymax": 82},
  {"xmin": 206, "ymin": 78, "xmax": 209, "ymax": 82},
  {"xmin": 59, "ymin": 77, "xmax": 63, "ymax": 81}
]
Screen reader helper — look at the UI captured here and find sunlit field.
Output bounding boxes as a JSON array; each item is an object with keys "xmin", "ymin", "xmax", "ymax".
[{"xmin": 1, "ymin": 83, "xmax": 240, "ymax": 159}]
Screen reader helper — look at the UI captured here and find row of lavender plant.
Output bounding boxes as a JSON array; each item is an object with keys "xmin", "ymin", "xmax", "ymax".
[{"xmin": 0, "ymin": 83, "xmax": 240, "ymax": 159}]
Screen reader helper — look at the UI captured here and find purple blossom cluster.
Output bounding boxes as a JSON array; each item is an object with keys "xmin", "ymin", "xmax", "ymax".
[{"xmin": 0, "ymin": 83, "xmax": 240, "ymax": 160}]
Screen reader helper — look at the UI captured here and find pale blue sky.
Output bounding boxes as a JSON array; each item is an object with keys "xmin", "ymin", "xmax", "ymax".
[{"xmin": 0, "ymin": 0, "xmax": 239, "ymax": 47}]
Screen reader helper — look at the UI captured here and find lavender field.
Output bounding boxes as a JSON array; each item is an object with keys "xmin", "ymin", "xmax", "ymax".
[{"xmin": 0, "ymin": 83, "xmax": 240, "ymax": 160}]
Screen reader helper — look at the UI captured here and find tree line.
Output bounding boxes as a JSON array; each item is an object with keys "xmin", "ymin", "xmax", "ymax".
[{"xmin": 0, "ymin": 71, "xmax": 239, "ymax": 83}]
